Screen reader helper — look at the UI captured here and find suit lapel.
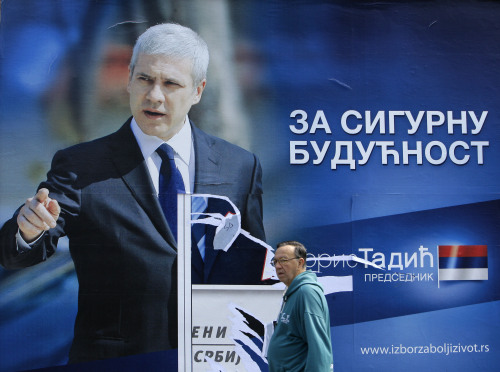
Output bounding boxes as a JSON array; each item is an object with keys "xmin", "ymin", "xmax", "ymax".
[
  {"xmin": 192, "ymin": 124, "xmax": 225, "ymax": 280},
  {"xmin": 192, "ymin": 124, "xmax": 223, "ymax": 194},
  {"xmin": 109, "ymin": 119, "xmax": 177, "ymax": 248}
]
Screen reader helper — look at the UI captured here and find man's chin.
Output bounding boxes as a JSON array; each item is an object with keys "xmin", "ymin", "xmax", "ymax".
[{"xmin": 135, "ymin": 119, "xmax": 179, "ymax": 140}]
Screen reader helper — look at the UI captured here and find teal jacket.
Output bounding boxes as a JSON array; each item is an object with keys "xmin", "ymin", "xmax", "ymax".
[{"xmin": 267, "ymin": 270, "xmax": 333, "ymax": 372}]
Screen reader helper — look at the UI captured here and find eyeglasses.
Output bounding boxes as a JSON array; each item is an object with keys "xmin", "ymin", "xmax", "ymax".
[{"xmin": 271, "ymin": 257, "xmax": 300, "ymax": 267}]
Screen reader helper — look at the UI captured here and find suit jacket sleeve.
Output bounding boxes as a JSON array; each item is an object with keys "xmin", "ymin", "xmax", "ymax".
[{"xmin": 0, "ymin": 149, "xmax": 79, "ymax": 269}]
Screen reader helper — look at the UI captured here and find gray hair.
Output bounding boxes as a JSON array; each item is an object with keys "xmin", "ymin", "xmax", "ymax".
[{"xmin": 129, "ymin": 23, "xmax": 209, "ymax": 86}]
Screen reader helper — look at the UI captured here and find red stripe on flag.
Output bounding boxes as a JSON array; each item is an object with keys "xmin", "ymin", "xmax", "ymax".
[{"xmin": 439, "ymin": 245, "xmax": 487, "ymax": 257}]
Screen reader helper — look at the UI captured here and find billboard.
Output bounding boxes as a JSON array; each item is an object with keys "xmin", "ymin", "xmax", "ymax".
[{"xmin": 1, "ymin": 1, "xmax": 499, "ymax": 371}]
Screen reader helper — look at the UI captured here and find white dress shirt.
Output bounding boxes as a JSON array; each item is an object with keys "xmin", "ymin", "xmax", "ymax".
[{"xmin": 130, "ymin": 116, "xmax": 195, "ymax": 194}]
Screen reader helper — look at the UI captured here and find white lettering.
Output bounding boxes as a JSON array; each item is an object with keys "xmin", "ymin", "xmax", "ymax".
[
  {"xmin": 426, "ymin": 111, "xmax": 445, "ymax": 134},
  {"xmin": 469, "ymin": 111, "xmax": 488, "ymax": 134},
  {"xmin": 419, "ymin": 246, "xmax": 434, "ymax": 267},
  {"xmin": 449, "ymin": 141, "xmax": 470, "ymax": 165},
  {"xmin": 402, "ymin": 141, "xmax": 423, "ymax": 164},
  {"xmin": 366, "ymin": 111, "xmax": 386, "ymax": 134},
  {"xmin": 388, "ymin": 253, "xmax": 403, "ymax": 271},
  {"xmin": 425, "ymin": 141, "xmax": 447, "ymax": 165},
  {"xmin": 377, "ymin": 141, "xmax": 400, "ymax": 165},
  {"xmin": 290, "ymin": 110, "xmax": 308, "ymax": 134},
  {"xmin": 290, "ymin": 141, "xmax": 309, "ymax": 164},
  {"xmin": 357, "ymin": 141, "xmax": 376, "ymax": 165},
  {"xmin": 341, "ymin": 110, "xmax": 363, "ymax": 134},
  {"xmin": 311, "ymin": 141, "xmax": 331, "ymax": 165},
  {"xmin": 310, "ymin": 110, "xmax": 332, "ymax": 134},
  {"xmin": 407, "ymin": 111, "xmax": 425, "ymax": 134},
  {"xmin": 331, "ymin": 141, "xmax": 355, "ymax": 169},
  {"xmin": 471, "ymin": 141, "xmax": 489, "ymax": 164},
  {"xmin": 447, "ymin": 111, "xmax": 467, "ymax": 134}
]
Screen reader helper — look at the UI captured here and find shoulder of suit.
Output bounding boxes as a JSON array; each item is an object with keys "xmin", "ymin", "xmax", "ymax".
[
  {"xmin": 53, "ymin": 136, "xmax": 114, "ymax": 170},
  {"xmin": 56, "ymin": 120, "xmax": 131, "ymax": 156},
  {"xmin": 193, "ymin": 124, "xmax": 257, "ymax": 159},
  {"xmin": 51, "ymin": 121, "xmax": 134, "ymax": 172}
]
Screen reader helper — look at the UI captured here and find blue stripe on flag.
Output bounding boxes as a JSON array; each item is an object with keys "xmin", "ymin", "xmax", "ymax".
[{"xmin": 439, "ymin": 256, "xmax": 488, "ymax": 269}]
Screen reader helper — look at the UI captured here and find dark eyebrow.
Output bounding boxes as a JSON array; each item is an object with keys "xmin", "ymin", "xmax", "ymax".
[
  {"xmin": 163, "ymin": 77, "xmax": 183, "ymax": 86},
  {"xmin": 136, "ymin": 72, "xmax": 152, "ymax": 79},
  {"xmin": 135, "ymin": 72, "xmax": 183, "ymax": 86}
]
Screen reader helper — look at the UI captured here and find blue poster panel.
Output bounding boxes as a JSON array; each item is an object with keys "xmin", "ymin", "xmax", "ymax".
[{"xmin": 1, "ymin": 1, "xmax": 499, "ymax": 371}]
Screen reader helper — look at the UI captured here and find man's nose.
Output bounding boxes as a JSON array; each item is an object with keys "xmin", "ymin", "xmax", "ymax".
[{"xmin": 146, "ymin": 83, "xmax": 164, "ymax": 103}]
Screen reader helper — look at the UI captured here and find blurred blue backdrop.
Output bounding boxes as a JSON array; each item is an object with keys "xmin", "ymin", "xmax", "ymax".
[{"xmin": 1, "ymin": 0, "xmax": 499, "ymax": 371}]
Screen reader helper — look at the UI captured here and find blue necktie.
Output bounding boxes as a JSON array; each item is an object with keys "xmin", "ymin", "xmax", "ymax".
[{"xmin": 157, "ymin": 144, "xmax": 185, "ymax": 238}]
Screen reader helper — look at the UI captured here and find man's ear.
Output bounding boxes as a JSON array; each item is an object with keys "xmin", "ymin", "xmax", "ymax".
[{"xmin": 193, "ymin": 79, "xmax": 206, "ymax": 105}]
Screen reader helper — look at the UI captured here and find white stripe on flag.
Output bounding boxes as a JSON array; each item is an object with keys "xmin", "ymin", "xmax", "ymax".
[{"xmin": 439, "ymin": 268, "xmax": 488, "ymax": 281}]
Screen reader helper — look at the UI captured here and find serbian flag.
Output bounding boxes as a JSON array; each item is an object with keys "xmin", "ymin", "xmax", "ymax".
[{"xmin": 438, "ymin": 245, "xmax": 488, "ymax": 281}]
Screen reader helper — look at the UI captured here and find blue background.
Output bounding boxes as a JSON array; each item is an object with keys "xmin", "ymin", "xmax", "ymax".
[{"xmin": 1, "ymin": 0, "xmax": 499, "ymax": 371}]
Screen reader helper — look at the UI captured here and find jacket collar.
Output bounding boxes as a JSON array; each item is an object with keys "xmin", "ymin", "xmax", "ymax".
[{"xmin": 109, "ymin": 118, "xmax": 177, "ymax": 248}]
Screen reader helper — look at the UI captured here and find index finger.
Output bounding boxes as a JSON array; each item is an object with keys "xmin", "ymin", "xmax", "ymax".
[
  {"xmin": 34, "ymin": 188, "xmax": 51, "ymax": 205},
  {"xmin": 28, "ymin": 189, "xmax": 58, "ymax": 227}
]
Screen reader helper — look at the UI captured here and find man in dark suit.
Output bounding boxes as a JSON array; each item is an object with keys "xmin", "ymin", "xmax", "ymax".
[{"xmin": 0, "ymin": 23, "xmax": 266, "ymax": 363}]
